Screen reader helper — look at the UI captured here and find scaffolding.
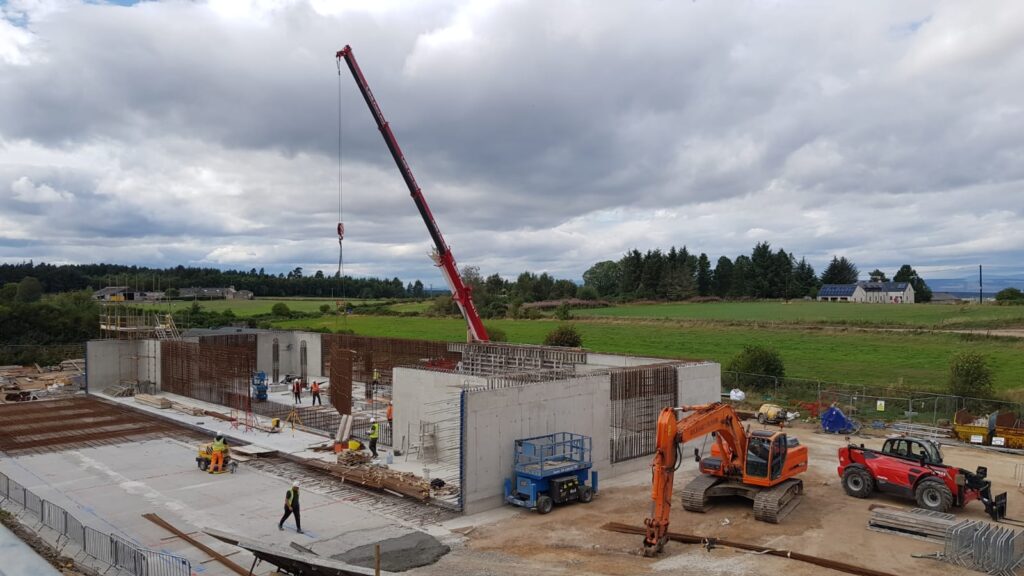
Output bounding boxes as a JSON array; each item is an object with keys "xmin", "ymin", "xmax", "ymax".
[{"xmin": 99, "ymin": 304, "xmax": 180, "ymax": 393}]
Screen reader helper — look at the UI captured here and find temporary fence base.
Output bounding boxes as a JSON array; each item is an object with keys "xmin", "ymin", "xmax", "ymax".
[{"xmin": 0, "ymin": 470, "xmax": 191, "ymax": 576}]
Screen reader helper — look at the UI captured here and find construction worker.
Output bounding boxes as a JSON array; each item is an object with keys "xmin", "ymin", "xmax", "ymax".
[
  {"xmin": 210, "ymin": 432, "xmax": 227, "ymax": 474},
  {"xmin": 278, "ymin": 480, "xmax": 302, "ymax": 533},
  {"xmin": 368, "ymin": 417, "xmax": 379, "ymax": 459},
  {"xmin": 368, "ymin": 368, "xmax": 380, "ymax": 400},
  {"xmin": 292, "ymin": 377, "xmax": 302, "ymax": 404},
  {"xmin": 310, "ymin": 380, "xmax": 322, "ymax": 406},
  {"xmin": 386, "ymin": 402, "xmax": 393, "ymax": 425}
]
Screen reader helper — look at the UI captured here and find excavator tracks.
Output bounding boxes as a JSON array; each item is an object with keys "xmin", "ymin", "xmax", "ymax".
[
  {"xmin": 681, "ymin": 474, "xmax": 722, "ymax": 513},
  {"xmin": 753, "ymin": 478, "xmax": 803, "ymax": 523}
]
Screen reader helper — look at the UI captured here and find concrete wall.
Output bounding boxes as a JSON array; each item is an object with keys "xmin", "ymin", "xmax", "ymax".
[
  {"xmin": 586, "ymin": 353, "xmax": 669, "ymax": 368},
  {"xmin": 461, "ymin": 373, "xmax": 611, "ymax": 515},
  {"xmin": 86, "ymin": 340, "xmax": 126, "ymax": 391},
  {"xmin": 677, "ymin": 362, "xmax": 721, "ymax": 406},
  {"xmin": 255, "ymin": 332, "xmax": 323, "ymax": 383},
  {"xmin": 137, "ymin": 339, "xmax": 161, "ymax": 386},
  {"xmin": 85, "ymin": 339, "xmax": 162, "ymax": 391},
  {"xmin": 392, "ymin": 368, "xmax": 485, "ymax": 454}
]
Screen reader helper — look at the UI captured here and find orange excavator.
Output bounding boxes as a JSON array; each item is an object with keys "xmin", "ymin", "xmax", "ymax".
[{"xmin": 643, "ymin": 403, "xmax": 809, "ymax": 556}]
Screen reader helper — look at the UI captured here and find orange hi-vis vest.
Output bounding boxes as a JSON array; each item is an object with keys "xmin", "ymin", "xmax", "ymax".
[{"xmin": 311, "ymin": 382, "xmax": 320, "ymax": 393}]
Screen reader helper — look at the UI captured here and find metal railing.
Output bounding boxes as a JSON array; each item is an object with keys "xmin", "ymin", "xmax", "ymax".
[{"xmin": 0, "ymin": 470, "xmax": 191, "ymax": 576}]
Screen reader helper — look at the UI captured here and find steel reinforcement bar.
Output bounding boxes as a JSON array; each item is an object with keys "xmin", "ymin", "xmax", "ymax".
[{"xmin": 602, "ymin": 522, "xmax": 900, "ymax": 576}]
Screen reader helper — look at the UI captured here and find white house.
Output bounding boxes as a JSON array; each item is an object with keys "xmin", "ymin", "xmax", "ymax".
[{"xmin": 818, "ymin": 282, "xmax": 915, "ymax": 303}]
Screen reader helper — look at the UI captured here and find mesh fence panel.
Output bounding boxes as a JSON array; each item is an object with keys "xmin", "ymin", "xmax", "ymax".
[
  {"xmin": 722, "ymin": 371, "xmax": 1024, "ymax": 426},
  {"xmin": 0, "ymin": 473, "xmax": 190, "ymax": 576}
]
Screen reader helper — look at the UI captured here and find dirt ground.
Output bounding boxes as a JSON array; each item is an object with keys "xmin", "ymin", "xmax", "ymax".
[
  {"xmin": 414, "ymin": 422, "xmax": 1024, "ymax": 576},
  {"xmin": 0, "ymin": 510, "xmax": 94, "ymax": 576}
]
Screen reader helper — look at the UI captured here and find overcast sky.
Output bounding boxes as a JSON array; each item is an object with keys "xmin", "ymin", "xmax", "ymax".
[{"xmin": 2, "ymin": 0, "xmax": 1023, "ymax": 286}]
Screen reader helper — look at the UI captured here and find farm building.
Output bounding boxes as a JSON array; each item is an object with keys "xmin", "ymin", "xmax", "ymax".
[{"xmin": 818, "ymin": 281, "xmax": 915, "ymax": 303}]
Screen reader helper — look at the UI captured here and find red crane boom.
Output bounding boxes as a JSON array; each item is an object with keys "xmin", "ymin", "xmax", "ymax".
[{"xmin": 336, "ymin": 45, "xmax": 489, "ymax": 342}]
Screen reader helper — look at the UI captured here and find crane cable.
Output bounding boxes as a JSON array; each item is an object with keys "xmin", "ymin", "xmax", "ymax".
[
  {"xmin": 339, "ymin": 58, "xmax": 352, "ymax": 330},
  {"xmin": 336, "ymin": 57, "xmax": 347, "ymax": 304}
]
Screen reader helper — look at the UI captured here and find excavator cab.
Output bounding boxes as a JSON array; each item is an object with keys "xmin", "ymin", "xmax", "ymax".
[{"xmin": 744, "ymin": 430, "xmax": 792, "ymax": 483}]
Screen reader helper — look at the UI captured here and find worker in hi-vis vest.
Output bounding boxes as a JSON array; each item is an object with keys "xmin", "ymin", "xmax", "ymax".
[
  {"xmin": 210, "ymin": 432, "xmax": 227, "ymax": 474},
  {"xmin": 278, "ymin": 481, "xmax": 302, "ymax": 533},
  {"xmin": 369, "ymin": 418, "xmax": 379, "ymax": 459}
]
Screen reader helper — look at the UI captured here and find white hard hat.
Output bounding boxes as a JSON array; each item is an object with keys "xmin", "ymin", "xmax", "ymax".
[
  {"xmin": 370, "ymin": 417, "xmax": 376, "ymax": 423},
  {"xmin": 292, "ymin": 480, "xmax": 299, "ymax": 488}
]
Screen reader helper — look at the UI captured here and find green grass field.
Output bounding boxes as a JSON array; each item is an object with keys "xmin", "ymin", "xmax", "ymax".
[
  {"xmin": 574, "ymin": 300, "xmax": 1024, "ymax": 329},
  {"xmin": 274, "ymin": 314, "xmax": 1024, "ymax": 393}
]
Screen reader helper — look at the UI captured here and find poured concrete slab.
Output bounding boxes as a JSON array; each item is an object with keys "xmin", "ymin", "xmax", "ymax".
[
  {"xmin": 0, "ymin": 437, "xmax": 432, "ymax": 576},
  {"xmin": 93, "ymin": 390, "xmax": 340, "ymax": 461}
]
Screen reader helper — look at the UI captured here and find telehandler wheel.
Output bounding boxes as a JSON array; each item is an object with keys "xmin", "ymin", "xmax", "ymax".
[
  {"xmin": 915, "ymin": 478, "xmax": 953, "ymax": 512},
  {"xmin": 757, "ymin": 413, "xmax": 767, "ymax": 425},
  {"xmin": 841, "ymin": 467, "xmax": 873, "ymax": 498},
  {"xmin": 536, "ymin": 495, "xmax": 553, "ymax": 515},
  {"xmin": 579, "ymin": 486, "xmax": 594, "ymax": 504}
]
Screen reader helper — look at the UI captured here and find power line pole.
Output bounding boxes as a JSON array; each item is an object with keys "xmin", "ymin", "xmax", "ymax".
[{"xmin": 978, "ymin": 265, "xmax": 983, "ymax": 304}]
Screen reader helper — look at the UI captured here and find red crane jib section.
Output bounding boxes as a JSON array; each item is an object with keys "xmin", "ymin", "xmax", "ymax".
[{"xmin": 336, "ymin": 45, "xmax": 489, "ymax": 342}]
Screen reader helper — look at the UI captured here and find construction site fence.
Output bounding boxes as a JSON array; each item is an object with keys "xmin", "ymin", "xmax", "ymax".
[
  {"xmin": 0, "ymin": 470, "xmax": 191, "ymax": 576},
  {"xmin": 722, "ymin": 371, "xmax": 1024, "ymax": 425}
]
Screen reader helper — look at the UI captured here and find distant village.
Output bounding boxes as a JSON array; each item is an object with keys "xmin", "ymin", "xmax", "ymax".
[{"xmin": 91, "ymin": 286, "xmax": 254, "ymax": 302}]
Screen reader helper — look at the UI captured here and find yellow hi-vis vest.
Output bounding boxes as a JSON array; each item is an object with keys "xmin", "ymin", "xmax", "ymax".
[
  {"xmin": 369, "ymin": 423, "xmax": 379, "ymax": 439},
  {"xmin": 213, "ymin": 438, "xmax": 226, "ymax": 452}
]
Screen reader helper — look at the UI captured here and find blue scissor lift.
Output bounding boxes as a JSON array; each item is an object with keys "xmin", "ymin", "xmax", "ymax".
[
  {"xmin": 504, "ymin": 432, "xmax": 598, "ymax": 514},
  {"xmin": 251, "ymin": 371, "xmax": 269, "ymax": 402}
]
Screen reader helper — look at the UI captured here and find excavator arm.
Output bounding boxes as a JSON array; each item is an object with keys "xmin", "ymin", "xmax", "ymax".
[{"xmin": 643, "ymin": 403, "xmax": 748, "ymax": 554}]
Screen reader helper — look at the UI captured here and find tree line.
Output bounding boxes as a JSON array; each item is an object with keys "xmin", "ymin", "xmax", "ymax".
[
  {"xmin": 0, "ymin": 281, "xmax": 100, "ymax": 365},
  {"xmin": 1, "ymin": 244, "xmax": 933, "ymax": 309},
  {"xmin": 582, "ymin": 243, "xmax": 931, "ymax": 302},
  {"xmin": 0, "ymin": 262, "xmax": 424, "ymax": 300}
]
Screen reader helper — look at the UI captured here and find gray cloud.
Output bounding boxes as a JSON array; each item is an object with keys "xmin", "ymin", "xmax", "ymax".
[{"xmin": 1, "ymin": 0, "xmax": 1023, "ymax": 286}]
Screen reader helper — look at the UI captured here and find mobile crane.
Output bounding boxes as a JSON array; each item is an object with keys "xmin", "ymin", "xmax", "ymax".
[
  {"xmin": 335, "ymin": 45, "xmax": 489, "ymax": 342},
  {"xmin": 643, "ymin": 403, "xmax": 809, "ymax": 556}
]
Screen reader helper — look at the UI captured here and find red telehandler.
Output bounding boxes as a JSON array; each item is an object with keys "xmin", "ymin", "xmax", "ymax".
[
  {"xmin": 837, "ymin": 436, "xmax": 1007, "ymax": 520},
  {"xmin": 643, "ymin": 403, "xmax": 809, "ymax": 556},
  {"xmin": 335, "ymin": 46, "xmax": 489, "ymax": 342}
]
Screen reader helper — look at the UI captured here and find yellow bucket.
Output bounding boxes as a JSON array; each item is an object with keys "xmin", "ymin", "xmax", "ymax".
[{"xmin": 348, "ymin": 439, "xmax": 361, "ymax": 450}]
